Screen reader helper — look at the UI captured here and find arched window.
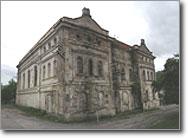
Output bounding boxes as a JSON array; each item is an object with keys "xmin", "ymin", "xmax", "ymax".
[
  {"xmin": 77, "ymin": 56, "xmax": 83, "ymax": 74},
  {"xmin": 34, "ymin": 66, "xmax": 37, "ymax": 86},
  {"xmin": 23, "ymin": 73, "xmax": 25, "ymax": 89},
  {"xmin": 98, "ymin": 60, "xmax": 103, "ymax": 77},
  {"xmin": 48, "ymin": 63, "xmax": 51, "ymax": 77},
  {"xmin": 43, "ymin": 65, "xmax": 46, "ymax": 79},
  {"xmin": 53, "ymin": 60, "xmax": 57, "ymax": 76},
  {"xmin": 121, "ymin": 68, "xmax": 125, "ymax": 81},
  {"xmin": 88, "ymin": 59, "xmax": 93, "ymax": 76},
  {"xmin": 28, "ymin": 70, "xmax": 30, "ymax": 88},
  {"xmin": 143, "ymin": 70, "xmax": 146, "ymax": 81}
]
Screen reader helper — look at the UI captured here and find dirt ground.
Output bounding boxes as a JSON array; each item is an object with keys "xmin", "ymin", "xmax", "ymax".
[{"xmin": 1, "ymin": 104, "xmax": 179, "ymax": 130}]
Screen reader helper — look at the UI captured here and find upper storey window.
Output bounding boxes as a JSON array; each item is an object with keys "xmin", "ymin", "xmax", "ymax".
[
  {"xmin": 34, "ymin": 66, "xmax": 37, "ymax": 87},
  {"xmin": 43, "ymin": 46, "xmax": 46, "ymax": 53},
  {"xmin": 121, "ymin": 68, "xmax": 125, "ymax": 81},
  {"xmin": 48, "ymin": 42, "xmax": 51, "ymax": 49},
  {"xmin": 98, "ymin": 60, "xmax": 103, "ymax": 77},
  {"xmin": 53, "ymin": 60, "xmax": 57, "ymax": 76},
  {"xmin": 28, "ymin": 70, "xmax": 30, "ymax": 88},
  {"xmin": 48, "ymin": 63, "xmax": 51, "ymax": 77},
  {"xmin": 77, "ymin": 56, "xmax": 83, "ymax": 74},
  {"xmin": 143, "ymin": 70, "xmax": 146, "ymax": 81},
  {"xmin": 54, "ymin": 37, "xmax": 57, "ymax": 45},
  {"xmin": 88, "ymin": 59, "xmax": 93, "ymax": 76},
  {"xmin": 43, "ymin": 65, "xmax": 46, "ymax": 79},
  {"xmin": 23, "ymin": 73, "xmax": 25, "ymax": 89}
]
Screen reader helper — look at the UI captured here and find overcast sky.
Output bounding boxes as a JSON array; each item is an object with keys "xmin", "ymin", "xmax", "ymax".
[{"xmin": 1, "ymin": 1, "xmax": 179, "ymax": 71}]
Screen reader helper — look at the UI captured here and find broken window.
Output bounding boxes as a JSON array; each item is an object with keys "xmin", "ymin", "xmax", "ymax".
[
  {"xmin": 77, "ymin": 56, "xmax": 83, "ymax": 74},
  {"xmin": 34, "ymin": 66, "xmax": 37, "ymax": 86},
  {"xmin": 48, "ymin": 62, "xmax": 51, "ymax": 77},
  {"xmin": 98, "ymin": 60, "xmax": 103, "ymax": 77},
  {"xmin": 88, "ymin": 59, "xmax": 93, "ymax": 76}
]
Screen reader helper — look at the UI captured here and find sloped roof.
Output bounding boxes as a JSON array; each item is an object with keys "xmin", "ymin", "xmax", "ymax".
[{"xmin": 61, "ymin": 15, "xmax": 109, "ymax": 36}]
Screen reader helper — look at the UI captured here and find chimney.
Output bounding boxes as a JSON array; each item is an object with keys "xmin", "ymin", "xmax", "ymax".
[{"xmin": 82, "ymin": 7, "xmax": 91, "ymax": 17}]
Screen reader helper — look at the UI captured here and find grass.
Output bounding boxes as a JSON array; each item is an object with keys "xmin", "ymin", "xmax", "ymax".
[
  {"xmin": 4, "ymin": 104, "xmax": 162, "ymax": 125},
  {"xmin": 10, "ymin": 105, "xmax": 147, "ymax": 123},
  {"xmin": 149, "ymin": 112, "xmax": 179, "ymax": 129}
]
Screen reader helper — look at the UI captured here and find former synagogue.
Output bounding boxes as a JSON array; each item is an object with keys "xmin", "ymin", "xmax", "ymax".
[{"xmin": 16, "ymin": 8, "xmax": 160, "ymax": 120}]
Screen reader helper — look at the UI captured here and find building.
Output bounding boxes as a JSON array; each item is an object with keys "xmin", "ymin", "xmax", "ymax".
[{"xmin": 16, "ymin": 8, "xmax": 160, "ymax": 120}]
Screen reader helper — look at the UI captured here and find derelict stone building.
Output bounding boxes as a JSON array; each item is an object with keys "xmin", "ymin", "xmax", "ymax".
[{"xmin": 16, "ymin": 8, "xmax": 160, "ymax": 120}]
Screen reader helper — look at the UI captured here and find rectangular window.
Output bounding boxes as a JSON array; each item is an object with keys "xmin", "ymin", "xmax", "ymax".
[
  {"xmin": 48, "ymin": 63, "xmax": 51, "ymax": 77},
  {"xmin": 28, "ymin": 70, "xmax": 30, "ymax": 88},
  {"xmin": 23, "ymin": 73, "xmax": 25, "ymax": 89},
  {"xmin": 43, "ymin": 65, "xmax": 46, "ymax": 79}
]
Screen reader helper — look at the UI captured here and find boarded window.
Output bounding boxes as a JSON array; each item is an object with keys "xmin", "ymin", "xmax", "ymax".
[
  {"xmin": 77, "ymin": 56, "xmax": 83, "ymax": 74},
  {"xmin": 48, "ymin": 63, "xmax": 51, "ymax": 77},
  {"xmin": 88, "ymin": 59, "xmax": 93, "ymax": 76},
  {"xmin": 28, "ymin": 70, "xmax": 30, "ymax": 88},
  {"xmin": 98, "ymin": 60, "xmax": 103, "ymax": 76},
  {"xmin": 34, "ymin": 66, "xmax": 37, "ymax": 86}
]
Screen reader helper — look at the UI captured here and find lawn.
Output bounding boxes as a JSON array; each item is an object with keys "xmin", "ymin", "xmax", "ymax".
[{"xmin": 149, "ymin": 112, "xmax": 179, "ymax": 129}]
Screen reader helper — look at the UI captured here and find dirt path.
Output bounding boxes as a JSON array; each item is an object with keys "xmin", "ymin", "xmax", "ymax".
[{"xmin": 1, "ymin": 104, "xmax": 179, "ymax": 130}]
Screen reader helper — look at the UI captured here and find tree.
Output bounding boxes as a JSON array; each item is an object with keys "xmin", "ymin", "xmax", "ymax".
[
  {"xmin": 153, "ymin": 54, "xmax": 179, "ymax": 105},
  {"xmin": 163, "ymin": 54, "xmax": 179, "ymax": 104},
  {"xmin": 1, "ymin": 79, "xmax": 17, "ymax": 104}
]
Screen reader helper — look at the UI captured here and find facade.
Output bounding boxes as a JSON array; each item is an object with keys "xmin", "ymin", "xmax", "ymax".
[{"xmin": 16, "ymin": 8, "xmax": 160, "ymax": 120}]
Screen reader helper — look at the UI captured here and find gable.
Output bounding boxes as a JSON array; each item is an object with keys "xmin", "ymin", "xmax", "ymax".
[
  {"xmin": 61, "ymin": 16, "xmax": 109, "ymax": 36},
  {"xmin": 138, "ymin": 45, "xmax": 152, "ymax": 54}
]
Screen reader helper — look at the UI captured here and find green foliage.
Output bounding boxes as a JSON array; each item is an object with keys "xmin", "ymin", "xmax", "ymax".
[
  {"xmin": 152, "ymin": 71, "xmax": 165, "ymax": 92},
  {"xmin": 153, "ymin": 54, "xmax": 179, "ymax": 105},
  {"xmin": 163, "ymin": 55, "xmax": 179, "ymax": 104},
  {"xmin": 149, "ymin": 112, "xmax": 179, "ymax": 129},
  {"xmin": 1, "ymin": 79, "xmax": 17, "ymax": 104}
]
